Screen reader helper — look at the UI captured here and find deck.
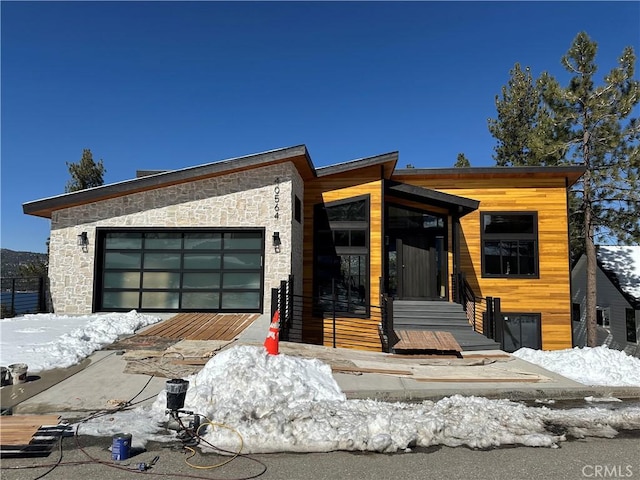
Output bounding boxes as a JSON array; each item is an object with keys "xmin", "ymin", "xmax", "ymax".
[{"xmin": 138, "ymin": 313, "xmax": 260, "ymax": 341}]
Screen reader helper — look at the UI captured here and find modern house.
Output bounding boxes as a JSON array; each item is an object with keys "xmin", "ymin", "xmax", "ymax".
[
  {"xmin": 23, "ymin": 145, "xmax": 584, "ymax": 353},
  {"xmin": 572, "ymin": 246, "xmax": 640, "ymax": 357}
]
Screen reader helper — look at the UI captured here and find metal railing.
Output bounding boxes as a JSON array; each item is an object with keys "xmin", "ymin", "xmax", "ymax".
[
  {"xmin": 271, "ymin": 276, "xmax": 390, "ymax": 350},
  {"xmin": 452, "ymin": 272, "xmax": 501, "ymax": 345},
  {"xmin": 0, "ymin": 276, "xmax": 51, "ymax": 318}
]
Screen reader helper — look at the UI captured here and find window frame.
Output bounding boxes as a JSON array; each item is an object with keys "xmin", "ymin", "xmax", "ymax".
[
  {"xmin": 480, "ymin": 211, "xmax": 539, "ymax": 278},
  {"xmin": 596, "ymin": 306, "xmax": 610, "ymax": 330},
  {"xmin": 94, "ymin": 227, "xmax": 265, "ymax": 313},
  {"xmin": 625, "ymin": 308, "xmax": 637, "ymax": 343},
  {"xmin": 313, "ymin": 195, "xmax": 370, "ymax": 317}
]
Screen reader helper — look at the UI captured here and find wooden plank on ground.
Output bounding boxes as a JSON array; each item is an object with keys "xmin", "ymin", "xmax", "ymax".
[
  {"xmin": 0, "ymin": 415, "xmax": 61, "ymax": 447},
  {"xmin": 393, "ymin": 330, "xmax": 461, "ymax": 353},
  {"xmin": 331, "ymin": 366, "xmax": 413, "ymax": 376}
]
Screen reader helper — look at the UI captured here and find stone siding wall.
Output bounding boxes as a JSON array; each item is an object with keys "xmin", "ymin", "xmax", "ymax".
[{"xmin": 49, "ymin": 163, "xmax": 300, "ymax": 314}]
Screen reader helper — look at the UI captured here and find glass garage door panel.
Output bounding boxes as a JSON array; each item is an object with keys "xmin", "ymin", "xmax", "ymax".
[
  {"xmin": 100, "ymin": 230, "xmax": 263, "ymax": 312},
  {"xmin": 105, "ymin": 252, "xmax": 141, "ymax": 269},
  {"xmin": 104, "ymin": 272, "xmax": 140, "ymax": 289},
  {"xmin": 102, "ymin": 291, "xmax": 139, "ymax": 309},
  {"xmin": 183, "ymin": 273, "xmax": 220, "ymax": 289},
  {"xmin": 182, "ymin": 292, "xmax": 220, "ymax": 309},
  {"xmin": 221, "ymin": 291, "xmax": 260, "ymax": 309}
]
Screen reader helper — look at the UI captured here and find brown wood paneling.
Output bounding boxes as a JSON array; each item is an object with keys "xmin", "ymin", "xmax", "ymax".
[
  {"xmin": 398, "ymin": 178, "xmax": 573, "ymax": 350},
  {"xmin": 322, "ymin": 316, "xmax": 382, "ymax": 351},
  {"xmin": 139, "ymin": 313, "xmax": 259, "ymax": 341},
  {"xmin": 302, "ymin": 167, "xmax": 385, "ymax": 346}
]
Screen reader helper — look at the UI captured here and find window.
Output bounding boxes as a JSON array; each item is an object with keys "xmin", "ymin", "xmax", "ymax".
[
  {"xmin": 313, "ymin": 196, "xmax": 369, "ymax": 315},
  {"xmin": 596, "ymin": 307, "xmax": 610, "ymax": 329},
  {"xmin": 572, "ymin": 303, "xmax": 582, "ymax": 323},
  {"xmin": 481, "ymin": 212, "xmax": 538, "ymax": 278},
  {"xmin": 626, "ymin": 308, "xmax": 637, "ymax": 343}
]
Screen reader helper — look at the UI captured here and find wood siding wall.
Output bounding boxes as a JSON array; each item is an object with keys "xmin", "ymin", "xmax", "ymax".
[
  {"xmin": 302, "ymin": 166, "xmax": 384, "ymax": 346},
  {"xmin": 395, "ymin": 175, "xmax": 573, "ymax": 350}
]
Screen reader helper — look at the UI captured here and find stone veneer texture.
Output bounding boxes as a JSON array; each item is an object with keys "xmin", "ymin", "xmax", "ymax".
[{"xmin": 49, "ymin": 163, "xmax": 302, "ymax": 315}]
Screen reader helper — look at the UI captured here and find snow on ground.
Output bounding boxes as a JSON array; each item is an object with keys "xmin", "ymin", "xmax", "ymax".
[
  {"xmin": 512, "ymin": 346, "xmax": 640, "ymax": 387},
  {"xmin": 75, "ymin": 345, "xmax": 640, "ymax": 454},
  {"xmin": 2, "ymin": 312, "xmax": 640, "ymax": 454},
  {"xmin": 0, "ymin": 311, "xmax": 162, "ymax": 372}
]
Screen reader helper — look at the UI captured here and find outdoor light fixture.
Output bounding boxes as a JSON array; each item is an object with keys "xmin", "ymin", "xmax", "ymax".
[
  {"xmin": 272, "ymin": 231, "xmax": 281, "ymax": 247},
  {"xmin": 77, "ymin": 232, "xmax": 89, "ymax": 250}
]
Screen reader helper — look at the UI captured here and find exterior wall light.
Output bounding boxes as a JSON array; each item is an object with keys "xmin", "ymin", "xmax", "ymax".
[
  {"xmin": 77, "ymin": 231, "xmax": 89, "ymax": 252},
  {"xmin": 272, "ymin": 231, "xmax": 281, "ymax": 247}
]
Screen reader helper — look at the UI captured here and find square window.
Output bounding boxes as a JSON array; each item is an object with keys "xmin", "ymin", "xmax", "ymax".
[{"xmin": 481, "ymin": 212, "xmax": 538, "ymax": 278}]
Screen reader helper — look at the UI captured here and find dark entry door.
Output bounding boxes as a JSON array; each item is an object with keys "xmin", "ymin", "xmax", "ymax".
[{"xmin": 397, "ymin": 236, "xmax": 438, "ymax": 299}]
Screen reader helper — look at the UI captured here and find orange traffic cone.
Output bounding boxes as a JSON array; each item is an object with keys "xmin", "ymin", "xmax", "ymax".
[{"xmin": 264, "ymin": 311, "xmax": 280, "ymax": 355}]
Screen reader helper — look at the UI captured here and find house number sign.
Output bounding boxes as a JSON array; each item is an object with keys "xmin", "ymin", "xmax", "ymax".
[{"xmin": 274, "ymin": 178, "xmax": 280, "ymax": 219}]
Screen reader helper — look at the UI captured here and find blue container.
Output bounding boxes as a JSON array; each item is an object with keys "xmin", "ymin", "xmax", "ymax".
[{"xmin": 111, "ymin": 433, "xmax": 132, "ymax": 461}]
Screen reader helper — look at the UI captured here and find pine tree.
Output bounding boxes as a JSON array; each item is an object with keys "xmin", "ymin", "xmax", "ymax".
[
  {"xmin": 489, "ymin": 32, "xmax": 640, "ymax": 347},
  {"xmin": 65, "ymin": 149, "xmax": 106, "ymax": 193},
  {"xmin": 454, "ymin": 153, "xmax": 471, "ymax": 167},
  {"xmin": 541, "ymin": 32, "xmax": 640, "ymax": 346},
  {"xmin": 488, "ymin": 63, "xmax": 568, "ymax": 166}
]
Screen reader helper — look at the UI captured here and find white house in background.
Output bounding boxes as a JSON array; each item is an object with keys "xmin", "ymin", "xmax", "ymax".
[{"xmin": 572, "ymin": 246, "xmax": 640, "ymax": 357}]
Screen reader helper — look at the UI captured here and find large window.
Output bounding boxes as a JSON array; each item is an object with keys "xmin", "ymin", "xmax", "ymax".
[
  {"xmin": 96, "ymin": 229, "xmax": 264, "ymax": 313},
  {"xmin": 314, "ymin": 196, "xmax": 369, "ymax": 315},
  {"xmin": 626, "ymin": 308, "xmax": 637, "ymax": 343},
  {"xmin": 481, "ymin": 212, "xmax": 538, "ymax": 278}
]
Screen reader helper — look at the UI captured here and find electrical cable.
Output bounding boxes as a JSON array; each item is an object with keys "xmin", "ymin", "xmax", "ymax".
[
  {"xmin": 178, "ymin": 416, "xmax": 243, "ymax": 469},
  {"xmin": 29, "ymin": 430, "xmax": 64, "ymax": 480},
  {"xmin": 176, "ymin": 413, "xmax": 268, "ymax": 479}
]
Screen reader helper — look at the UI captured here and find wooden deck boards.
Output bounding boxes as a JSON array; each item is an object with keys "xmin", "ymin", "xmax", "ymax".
[
  {"xmin": 393, "ymin": 330, "xmax": 462, "ymax": 354},
  {"xmin": 0, "ymin": 415, "xmax": 66, "ymax": 457},
  {"xmin": 139, "ymin": 313, "xmax": 259, "ymax": 341}
]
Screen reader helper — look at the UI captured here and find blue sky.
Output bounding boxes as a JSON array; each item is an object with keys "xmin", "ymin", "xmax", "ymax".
[{"xmin": 2, "ymin": 1, "xmax": 639, "ymax": 254}]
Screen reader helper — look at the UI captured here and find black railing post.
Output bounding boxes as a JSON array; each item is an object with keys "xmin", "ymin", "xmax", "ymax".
[
  {"xmin": 38, "ymin": 277, "xmax": 47, "ymax": 312},
  {"xmin": 271, "ymin": 287, "xmax": 279, "ymax": 320},
  {"xmin": 331, "ymin": 278, "xmax": 337, "ymax": 348},
  {"xmin": 493, "ymin": 297, "xmax": 503, "ymax": 348},
  {"xmin": 485, "ymin": 296, "xmax": 494, "ymax": 340},
  {"xmin": 386, "ymin": 295, "xmax": 394, "ymax": 353},
  {"xmin": 279, "ymin": 279, "xmax": 288, "ymax": 341},
  {"xmin": 10, "ymin": 278, "xmax": 16, "ymax": 316}
]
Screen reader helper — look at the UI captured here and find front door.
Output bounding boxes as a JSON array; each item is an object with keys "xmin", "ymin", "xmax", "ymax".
[{"xmin": 397, "ymin": 235, "xmax": 438, "ymax": 299}]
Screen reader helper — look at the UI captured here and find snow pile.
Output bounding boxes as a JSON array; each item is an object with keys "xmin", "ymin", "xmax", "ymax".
[
  {"xmin": 0, "ymin": 311, "xmax": 162, "ymax": 372},
  {"xmin": 512, "ymin": 346, "xmax": 640, "ymax": 387},
  {"xmin": 76, "ymin": 345, "xmax": 640, "ymax": 454}
]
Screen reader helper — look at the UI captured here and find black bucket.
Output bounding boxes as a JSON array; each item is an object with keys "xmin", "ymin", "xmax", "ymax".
[{"xmin": 166, "ymin": 379, "xmax": 189, "ymax": 411}]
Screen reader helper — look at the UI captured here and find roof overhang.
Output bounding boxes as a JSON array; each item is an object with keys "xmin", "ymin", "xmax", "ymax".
[
  {"xmin": 315, "ymin": 151, "xmax": 398, "ymax": 179},
  {"xmin": 385, "ymin": 180, "xmax": 479, "ymax": 217},
  {"xmin": 23, "ymin": 145, "xmax": 316, "ymax": 218}
]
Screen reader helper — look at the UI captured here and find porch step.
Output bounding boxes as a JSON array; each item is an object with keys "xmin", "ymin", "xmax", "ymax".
[{"xmin": 391, "ymin": 300, "xmax": 501, "ymax": 352}]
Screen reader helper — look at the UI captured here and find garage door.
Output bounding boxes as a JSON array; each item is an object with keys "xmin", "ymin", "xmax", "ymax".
[{"xmin": 95, "ymin": 230, "xmax": 264, "ymax": 313}]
